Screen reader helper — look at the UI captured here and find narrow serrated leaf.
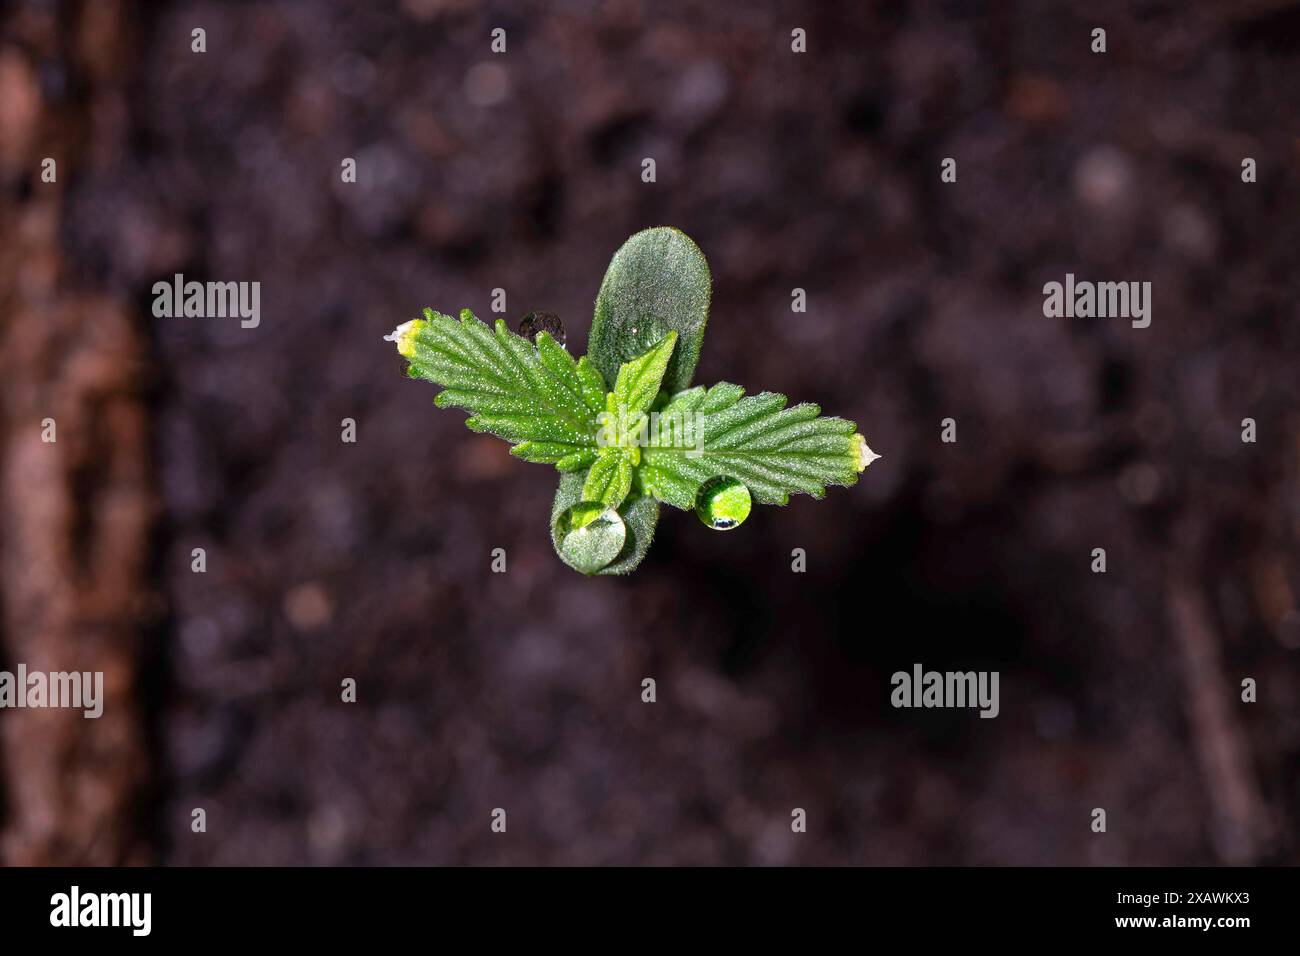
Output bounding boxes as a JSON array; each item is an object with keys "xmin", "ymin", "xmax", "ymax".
[
  {"xmin": 659, "ymin": 385, "xmax": 707, "ymax": 416},
  {"xmin": 576, "ymin": 356, "xmax": 608, "ymax": 410},
  {"xmin": 638, "ymin": 383, "xmax": 874, "ymax": 509},
  {"xmin": 582, "ymin": 449, "xmax": 635, "ymax": 509},
  {"xmin": 697, "ymin": 381, "xmax": 745, "ymax": 414},
  {"xmin": 512, "ymin": 441, "xmax": 584, "ymax": 464},
  {"xmin": 392, "ymin": 310, "xmax": 601, "ymax": 466},
  {"xmin": 555, "ymin": 449, "xmax": 599, "ymax": 472},
  {"xmin": 612, "ymin": 331, "xmax": 677, "ymax": 416}
]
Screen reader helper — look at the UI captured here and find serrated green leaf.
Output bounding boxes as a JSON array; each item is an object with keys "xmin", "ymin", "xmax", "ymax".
[
  {"xmin": 696, "ymin": 381, "xmax": 745, "ymax": 414},
  {"xmin": 575, "ymin": 356, "xmax": 608, "ymax": 411},
  {"xmin": 511, "ymin": 441, "xmax": 584, "ymax": 464},
  {"xmin": 394, "ymin": 310, "xmax": 607, "ymax": 464},
  {"xmin": 637, "ymin": 382, "xmax": 874, "ymax": 508},
  {"xmin": 612, "ymin": 331, "xmax": 677, "ymax": 416},
  {"xmin": 588, "ymin": 227, "xmax": 711, "ymax": 394},
  {"xmin": 555, "ymin": 449, "xmax": 599, "ymax": 472},
  {"xmin": 582, "ymin": 449, "xmax": 635, "ymax": 509}
]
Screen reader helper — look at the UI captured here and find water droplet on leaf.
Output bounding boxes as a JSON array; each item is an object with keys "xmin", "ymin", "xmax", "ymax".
[
  {"xmin": 694, "ymin": 476, "xmax": 751, "ymax": 531},
  {"xmin": 557, "ymin": 502, "xmax": 626, "ymax": 573},
  {"xmin": 518, "ymin": 310, "xmax": 565, "ymax": 347}
]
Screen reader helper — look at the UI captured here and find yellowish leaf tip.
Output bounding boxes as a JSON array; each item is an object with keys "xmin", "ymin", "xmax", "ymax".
[
  {"xmin": 384, "ymin": 318, "xmax": 426, "ymax": 359},
  {"xmin": 853, "ymin": 434, "xmax": 880, "ymax": 472}
]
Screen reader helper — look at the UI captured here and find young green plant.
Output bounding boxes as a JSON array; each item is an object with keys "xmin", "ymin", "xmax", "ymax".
[{"xmin": 388, "ymin": 227, "xmax": 879, "ymax": 575}]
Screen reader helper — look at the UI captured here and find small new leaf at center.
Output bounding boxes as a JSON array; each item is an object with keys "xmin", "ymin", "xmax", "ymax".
[
  {"xmin": 578, "ymin": 332, "xmax": 679, "ymax": 510},
  {"xmin": 612, "ymin": 330, "xmax": 677, "ymax": 416},
  {"xmin": 582, "ymin": 448, "xmax": 635, "ymax": 508}
]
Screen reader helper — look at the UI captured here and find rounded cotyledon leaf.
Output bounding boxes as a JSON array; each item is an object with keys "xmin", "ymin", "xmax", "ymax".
[
  {"xmin": 551, "ymin": 470, "xmax": 660, "ymax": 576},
  {"xmin": 588, "ymin": 227, "xmax": 711, "ymax": 396}
]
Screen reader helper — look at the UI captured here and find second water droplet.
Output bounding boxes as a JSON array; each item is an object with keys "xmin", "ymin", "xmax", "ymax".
[
  {"xmin": 518, "ymin": 310, "xmax": 566, "ymax": 348},
  {"xmin": 694, "ymin": 476, "xmax": 751, "ymax": 531}
]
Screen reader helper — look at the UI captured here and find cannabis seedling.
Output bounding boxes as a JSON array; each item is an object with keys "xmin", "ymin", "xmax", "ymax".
[{"xmin": 387, "ymin": 227, "xmax": 879, "ymax": 575}]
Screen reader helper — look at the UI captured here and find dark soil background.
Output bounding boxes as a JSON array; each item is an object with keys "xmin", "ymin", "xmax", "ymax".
[{"xmin": 1, "ymin": 0, "xmax": 1298, "ymax": 865}]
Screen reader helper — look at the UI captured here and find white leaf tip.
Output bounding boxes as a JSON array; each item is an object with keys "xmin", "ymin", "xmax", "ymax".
[{"xmin": 854, "ymin": 434, "xmax": 881, "ymax": 471}]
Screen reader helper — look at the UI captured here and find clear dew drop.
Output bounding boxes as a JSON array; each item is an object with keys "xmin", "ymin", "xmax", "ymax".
[
  {"xmin": 557, "ymin": 502, "xmax": 626, "ymax": 574},
  {"xmin": 518, "ymin": 310, "xmax": 566, "ymax": 348},
  {"xmin": 694, "ymin": 476, "xmax": 752, "ymax": 531}
]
